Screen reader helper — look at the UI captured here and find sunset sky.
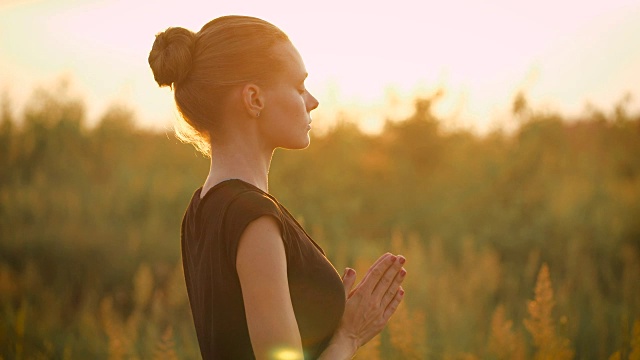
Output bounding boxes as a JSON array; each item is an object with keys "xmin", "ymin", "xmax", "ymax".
[{"xmin": 1, "ymin": 0, "xmax": 639, "ymax": 133}]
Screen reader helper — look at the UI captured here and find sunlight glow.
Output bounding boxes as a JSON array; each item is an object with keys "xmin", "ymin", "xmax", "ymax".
[
  {"xmin": 1, "ymin": 0, "xmax": 639, "ymax": 131},
  {"xmin": 271, "ymin": 347, "xmax": 304, "ymax": 360}
]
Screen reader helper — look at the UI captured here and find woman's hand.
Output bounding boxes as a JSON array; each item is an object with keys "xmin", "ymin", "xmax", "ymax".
[{"xmin": 321, "ymin": 253, "xmax": 406, "ymax": 358}]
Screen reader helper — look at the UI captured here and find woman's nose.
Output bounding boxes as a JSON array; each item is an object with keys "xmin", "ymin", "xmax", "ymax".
[{"xmin": 307, "ymin": 92, "xmax": 319, "ymax": 111}]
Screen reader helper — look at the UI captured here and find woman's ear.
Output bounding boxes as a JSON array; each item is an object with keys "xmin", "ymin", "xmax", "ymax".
[{"xmin": 241, "ymin": 83, "xmax": 264, "ymax": 118}]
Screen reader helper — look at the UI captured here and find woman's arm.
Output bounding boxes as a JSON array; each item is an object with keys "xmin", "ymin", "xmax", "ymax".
[
  {"xmin": 236, "ymin": 215, "xmax": 304, "ymax": 359},
  {"xmin": 237, "ymin": 216, "xmax": 406, "ymax": 360}
]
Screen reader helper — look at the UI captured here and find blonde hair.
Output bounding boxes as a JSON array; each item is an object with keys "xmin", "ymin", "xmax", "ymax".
[{"xmin": 148, "ymin": 15, "xmax": 290, "ymax": 156}]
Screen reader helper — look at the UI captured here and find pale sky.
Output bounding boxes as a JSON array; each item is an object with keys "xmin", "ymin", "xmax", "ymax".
[{"xmin": 1, "ymin": 0, "xmax": 639, "ymax": 133}]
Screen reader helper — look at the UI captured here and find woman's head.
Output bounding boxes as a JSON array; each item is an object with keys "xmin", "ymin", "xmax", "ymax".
[{"xmin": 148, "ymin": 15, "xmax": 298, "ymax": 156}]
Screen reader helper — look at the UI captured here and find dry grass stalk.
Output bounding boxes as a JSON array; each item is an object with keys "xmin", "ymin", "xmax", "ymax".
[
  {"xmin": 153, "ymin": 326, "xmax": 179, "ymax": 360},
  {"xmin": 524, "ymin": 263, "xmax": 574, "ymax": 360},
  {"xmin": 389, "ymin": 302, "xmax": 427, "ymax": 360},
  {"xmin": 134, "ymin": 264, "xmax": 154, "ymax": 309},
  {"xmin": 100, "ymin": 297, "xmax": 128, "ymax": 360},
  {"xmin": 630, "ymin": 319, "xmax": 640, "ymax": 360},
  {"xmin": 97, "ymin": 263, "xmax": 159, "ymax": 360},
  {"xmin": 442, "ymin": 352, "xmax": 480, "ymax": 360},
  {"xmin": 609, "ymin": 351, "xmax": 622, "ymax": 360},
  {"xmin": 488, "ymin": 305, "xmax": 526, "ymax": 360},
  {"xmin": 608, "ymin": 318, "xmax": 640, "ymax": 360},
  {"xmin": 389, "ymin": 301, "xmax": 427, "ymax": 359},
  {"xmin": 14, "ymin": 299, "xmax": 26, "ymax": 360},
  {"xmin": 457, "ymin": 353, "xmax": 480, "ymax": 360}
]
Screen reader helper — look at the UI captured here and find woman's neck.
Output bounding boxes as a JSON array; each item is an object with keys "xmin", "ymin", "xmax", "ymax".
[{"xmin": 202, "ymin": 136, "xmax": 274, "ymax": 196}]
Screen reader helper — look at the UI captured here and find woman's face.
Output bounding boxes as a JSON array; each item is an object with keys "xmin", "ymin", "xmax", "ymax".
[{"xmin": 258, "ymin": 41, "xmax": 319, "ymax": 150}]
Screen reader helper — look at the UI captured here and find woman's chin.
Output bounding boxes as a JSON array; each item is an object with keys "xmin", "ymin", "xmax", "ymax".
[{"xmin": 281, "ymin": 137, "xmax": 311, "ymax": 150}]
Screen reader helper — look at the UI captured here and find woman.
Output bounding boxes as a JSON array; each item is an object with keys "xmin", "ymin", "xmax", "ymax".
[{"xmin": 148, "ymin": 15, "xmax": 407, "ymax": 359}]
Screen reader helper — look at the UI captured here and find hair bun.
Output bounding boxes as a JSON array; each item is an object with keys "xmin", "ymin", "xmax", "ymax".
[{"xmin": 148, "ymin": 27, "xmax": 196, "ymax": 87}]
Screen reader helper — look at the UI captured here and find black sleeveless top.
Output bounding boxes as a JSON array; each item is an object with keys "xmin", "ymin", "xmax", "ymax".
[{"xmin": 180, "ymin": 179, "xmax": 346, "ymax": 359}]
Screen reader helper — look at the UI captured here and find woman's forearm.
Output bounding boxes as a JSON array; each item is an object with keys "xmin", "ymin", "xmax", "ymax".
[{"xmin": 317, "ymin": 329, "xmax": 359, "ymax": 360}]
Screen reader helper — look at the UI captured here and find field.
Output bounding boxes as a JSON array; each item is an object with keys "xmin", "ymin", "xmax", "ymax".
[{"xmin": 1, "ymin": 86, "xmax": 639, "ymax": 359}]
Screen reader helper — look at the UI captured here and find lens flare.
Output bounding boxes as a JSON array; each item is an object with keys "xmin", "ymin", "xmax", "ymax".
[{"xmin": 271, "ymin": 347, "xmax": 303, "ymax": 360}]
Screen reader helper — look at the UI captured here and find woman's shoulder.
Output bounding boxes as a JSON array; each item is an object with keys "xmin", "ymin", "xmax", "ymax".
[
  {"xmin": 191, "ymin": 179, "xmax": 284, "ymax": 222},
  {"xmin": 193, "ymin": 179, "xmax": 265, "ymax": 208}
]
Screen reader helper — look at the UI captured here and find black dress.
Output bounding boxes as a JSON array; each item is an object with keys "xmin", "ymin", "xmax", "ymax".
[{"xmin": 181, "ymin": 179, "xmax": 346, "ymax": 359}]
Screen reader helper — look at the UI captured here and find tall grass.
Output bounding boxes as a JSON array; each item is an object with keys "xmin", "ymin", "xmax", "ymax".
[{"xmin": 1, "ymin": 85, "xmax": 639, "ymax": 358}]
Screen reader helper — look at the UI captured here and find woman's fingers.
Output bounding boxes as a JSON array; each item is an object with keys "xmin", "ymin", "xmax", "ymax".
[
  {"xmin": 342, "ymin": 268, "xmax": 356, "ymax": 298},
  {"xmin": 368, "ymin": 253, "xmax": 394, "ymax": 272},
  {"xmin": 358, "ymin": 254, "xmax": 397, "ymax": 294},
  {"xmin": 347, "ymin": 253, "xmax": 392, "ymax": 298},
  {"xmin": 371, "ymin": 255, "xmax": 405, "ymax": 300},
  {"xmin": 354, "ymin": 253, "xmax": 393, "ymax": 286},
  {"xmin": 379, "ymin": 267, "xmax": 406, "ymax": 306},
  {"xmin": 383, "ymin": 286, "xmax": 405, "ymax": 320}
]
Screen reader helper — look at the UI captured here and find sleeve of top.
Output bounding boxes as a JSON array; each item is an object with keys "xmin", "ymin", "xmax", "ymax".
[{"xmin": 222, "ymin": 190, "xmax": 286, "ymax": 268}]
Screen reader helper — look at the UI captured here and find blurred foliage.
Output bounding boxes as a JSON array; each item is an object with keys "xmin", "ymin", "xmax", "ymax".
[{"xmin": 0, "ymin": 84, "xmax": 639, "ymax": 359}]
